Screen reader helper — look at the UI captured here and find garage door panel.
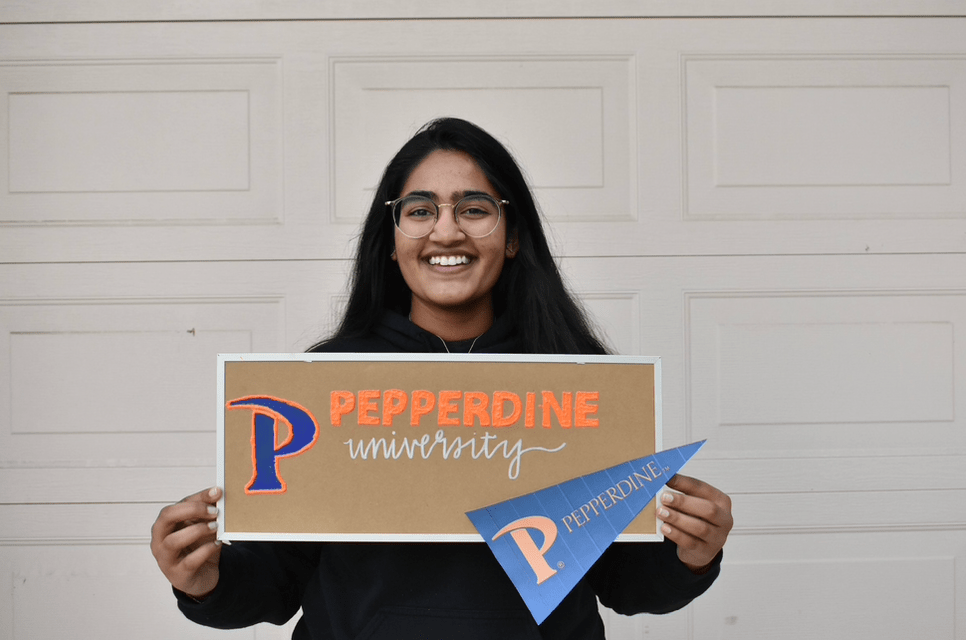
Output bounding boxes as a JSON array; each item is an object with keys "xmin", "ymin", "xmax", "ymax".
[
  {"xmin": 570, "ymin": 254, "xmax": 966, "ymax": 536},
  {"xmin": 570, "ymin": 254, "xmax": 966, "ymax": 426},
  {"xmin": 694, "ymin": 551, "xmax": 956, "ymax": 639},
  {"xmin": 684, "ymin": 55, "xmax": 966, "ymax": 219},
  {"xmin": 0, "ymin": 542, "xmax": 297, "ymax": 639},
  {"xmin": 0, "ymin": 297, "xmax": 280, "ymax": 464},
  {"xmin": 687, "ymin": 291, "xmax": 965, "ymax": 456},
  {"xmin": 3, "ymin": 19, "xmax": 966, "ymax": 261},
  {"xmin": 0, "ymin": 262, "xmax": 341, "ymax": 492},
  {"xmin": 331, "ymin": 55, "xmax": 634, "ymax": 227}
]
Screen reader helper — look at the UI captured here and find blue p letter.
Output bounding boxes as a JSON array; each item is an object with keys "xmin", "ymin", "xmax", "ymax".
[{"xmin": 227, "ymin": 396, "xmax": 320, "ymax": 494}]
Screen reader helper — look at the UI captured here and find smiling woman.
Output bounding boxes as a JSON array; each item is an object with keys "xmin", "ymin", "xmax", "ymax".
[
  {"xmin": 391, "ymin": 149, "xmax": 515, "ymax": 341},
  {"xmin": 319, "ymin": 117, "xmax": 609, "ymax": 355},
  {"xmin": 151, "ymin": 118, "xmax": 733, "ymax": 640}
]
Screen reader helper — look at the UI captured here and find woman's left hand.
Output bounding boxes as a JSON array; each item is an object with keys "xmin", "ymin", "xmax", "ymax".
[{"xmin": 658, "ymin": 474, "xmax": 733, "ymax": 572}]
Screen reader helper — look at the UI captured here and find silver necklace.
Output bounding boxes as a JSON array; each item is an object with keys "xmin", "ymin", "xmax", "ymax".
[
  {"xmin": 438, "ymin": 334, "xmax": 481, "ymax": 354},
  {"xmin": 410, "ymin": 313, "xmax": 483, "ymax": 353}
]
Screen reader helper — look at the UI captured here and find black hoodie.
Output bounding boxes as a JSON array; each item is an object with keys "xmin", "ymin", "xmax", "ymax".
[
  {"xmin": 312, "ymin": 310, "xmax": 524, "ymax": 354},
  {"xmin": 176, "ymin": 313, "xmax": 720, "ymax": 639}
]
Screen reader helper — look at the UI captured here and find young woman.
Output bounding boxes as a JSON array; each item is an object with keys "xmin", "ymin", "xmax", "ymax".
[{"xmin": 151, "ymin": 118, "xmax": 733, "ymax": 639}]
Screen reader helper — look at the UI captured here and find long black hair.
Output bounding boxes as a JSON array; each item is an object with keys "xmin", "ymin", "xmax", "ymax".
[{"xmin": 321, "ymin": 117, "xmax": 607, "ymax": 355}]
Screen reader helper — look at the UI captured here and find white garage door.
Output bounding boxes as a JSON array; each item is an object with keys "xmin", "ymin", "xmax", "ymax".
[{"xmin": 1, "ymin": 4, "xmax": 964, "ymax": 639}]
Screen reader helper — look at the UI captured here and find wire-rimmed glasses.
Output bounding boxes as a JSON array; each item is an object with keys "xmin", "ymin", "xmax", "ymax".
[{"xmin": 387, "ymin": 193, "xmax": 507, "ymax": 239}]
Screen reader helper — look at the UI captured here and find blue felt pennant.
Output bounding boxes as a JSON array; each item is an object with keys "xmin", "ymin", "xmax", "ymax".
[{"xmin": 466, "ymin": 440, "xmax": 706, "ymax": 624}]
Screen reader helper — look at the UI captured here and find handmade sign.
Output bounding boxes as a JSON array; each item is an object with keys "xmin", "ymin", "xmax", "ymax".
[
  {"xmin": 217, "ymin": 353, "xmax": 661, "ymax": 541},
  {"xmin": 466, "ymin": 440, "xmax": 706, "ymax": 624}
]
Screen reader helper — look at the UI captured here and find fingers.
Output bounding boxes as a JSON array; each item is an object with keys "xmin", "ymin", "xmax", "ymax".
[
  {"xmin": 658, "ymin": 475, "xmax": 733, "ymax": 571},
  {"xmin": 151, "ymin": 501, "xmax": 219, "ymax": 565},
  {"xmin": 163, "ymin": 520, "xmax": 219, "ymax": 557},
  {"xmin": 151, "ymin": 489, "xmax": 221, "ymax": 542},
  {"xmin": 150, "ymin": 487, "xmax": 223, "ymax": 595},
  {"xmin": 178, "ymin": 533, "xmax": 222, "ymax": 578},
  {"xmin": 658, "ymin": 493, "xmax": 715, "ymax": 551},
  {"xmin": 664, "ymin": 475, "xmax": 732, "ymax": 528},
  {"xmin": 162, "ymin": 521, "xmax": 221, "ymax": 580},
  {"xmin": 162, "ymin": 529, "xmax": 223, "ymax": 598},
  {"xmin": 665, "ymin": 474, "xmax": 726, "ymax": 503},
  {"xmin": 182, "ymin": 486, "xmax": 222, "ymax": 506}
]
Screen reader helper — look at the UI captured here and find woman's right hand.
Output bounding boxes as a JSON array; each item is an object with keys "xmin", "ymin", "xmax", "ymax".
[{"xmin": 150, "ymin": 486, "xmax": 223, "ymax": 600}]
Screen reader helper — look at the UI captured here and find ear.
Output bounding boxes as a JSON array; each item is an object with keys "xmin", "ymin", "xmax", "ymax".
[
  {"xmin": 505, "ymin": 231, "xmax": 519, "ymax": 258},
  {"xmin": 391, "ymin": 247, "xmax": 397, "ymax": 262}
]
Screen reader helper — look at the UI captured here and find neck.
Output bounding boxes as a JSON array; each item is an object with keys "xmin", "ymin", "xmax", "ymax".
[{"xmin": 409, "ymin": 297, "xmax": 493, "ymax": 342}]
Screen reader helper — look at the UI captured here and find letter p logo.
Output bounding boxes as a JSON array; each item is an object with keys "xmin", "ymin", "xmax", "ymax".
[
  {"xmin": 492, "ymin": 516, "xmax": 559, "ymax": 585},
  {"xmin": 227, "ymin": 395, "xmax": 319, "ymax": 494}
]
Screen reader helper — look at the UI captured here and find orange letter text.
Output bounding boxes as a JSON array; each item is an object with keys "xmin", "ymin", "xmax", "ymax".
[
  {"xmin": 492, "ymin": 391, "xmax": 522, "ymax": 427},
  {"xmin": 382, "ymin": 389, "xmax": 408, "ymax": 427},
  {"xmin": 357, "ymin": 390, "xmax": 380, "ymax": 426},
  {"xmin": 410, "ymin": 390, "xmax": 435, "ymax": 427},
  {"xmin": 575, "ymin": 391, "xmax": 599, "ymax": 428},
  {"xmin": 463, "ymin": 391, "xmax": 491, "ymax": 427},
  {"xmin": 438, "ymin": 391, "xmax": 462, "ymax": 426},
  {"xmin": 330, "ymin": 391, "xmax": 355, "ymax": 426},
  {"xmin": 542, "ymin": 391, "xmax": 572, "ymax": 428}
]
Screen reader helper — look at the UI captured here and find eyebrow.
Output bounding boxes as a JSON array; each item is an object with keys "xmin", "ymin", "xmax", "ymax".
[{"xmin": 403, "ymin": 189, "xmax": 496, "ymax": 201}]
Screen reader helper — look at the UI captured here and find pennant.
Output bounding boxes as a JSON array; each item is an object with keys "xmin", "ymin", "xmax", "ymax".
[{"xmin": 465, "ymin": 440, "xmax": 706, "ymax": 624}]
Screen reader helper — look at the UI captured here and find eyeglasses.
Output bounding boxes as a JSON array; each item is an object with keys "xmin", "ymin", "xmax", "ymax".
[{"xmin": 387, "ymin": 193, "xmax": 508, "ymax": 239}]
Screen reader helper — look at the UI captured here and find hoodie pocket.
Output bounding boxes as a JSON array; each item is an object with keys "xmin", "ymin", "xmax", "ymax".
[{"xmin": 356, "ymin": 606, "xmax": 542, "ymax": 640}]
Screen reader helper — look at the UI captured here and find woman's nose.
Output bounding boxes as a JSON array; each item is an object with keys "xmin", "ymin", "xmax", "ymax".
[{"xmin": 429, "ymin": 204, "xmax": 465, "ymax": 241}]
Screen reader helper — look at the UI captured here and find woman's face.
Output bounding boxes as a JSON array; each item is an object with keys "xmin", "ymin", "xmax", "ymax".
[{"xmin": 392, "ymin": 149, "xmax": 516, "ymax": 337}]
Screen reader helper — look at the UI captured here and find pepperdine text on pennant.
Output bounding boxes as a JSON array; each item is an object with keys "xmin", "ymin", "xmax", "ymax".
[{"xmin": 466, "ymin": 440, "xmax": 706, "ymax": 624}]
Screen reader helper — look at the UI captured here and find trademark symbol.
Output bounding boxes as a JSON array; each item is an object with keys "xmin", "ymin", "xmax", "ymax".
[{"xmin": 557, "ymin": 561, "xmax": 565, "ymax": 569}]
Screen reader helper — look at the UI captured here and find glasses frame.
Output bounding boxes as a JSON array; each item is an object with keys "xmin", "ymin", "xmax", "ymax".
[{"xmin": 386, "ymin": 194, "xmax": 509, "ymax": 239}]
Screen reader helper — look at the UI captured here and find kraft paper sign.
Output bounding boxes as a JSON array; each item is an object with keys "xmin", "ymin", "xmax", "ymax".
[
  {"xmin": 217, "ymin": 353, "xmax": 661, "ymax": 542},
  {"xmin": 466, "ymin": 440, "xmax": 706, "ymax": 624}
]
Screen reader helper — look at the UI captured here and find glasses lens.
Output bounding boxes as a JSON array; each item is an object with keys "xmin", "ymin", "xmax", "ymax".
[
  {"xmin": 394, "ymin": 196, "xmax": 437, "ymax": 238},
  {"xmin": 455, "ymin": 195, "xmax": 501, "ymax": 237}
]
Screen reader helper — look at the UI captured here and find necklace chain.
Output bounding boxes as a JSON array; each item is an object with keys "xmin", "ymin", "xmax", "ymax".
[
  {"xmin": 410, "ymin": 312, "xmax": 483, "ymax": 353},
  {"xmin": 438, "ymin": 334, "xmax": 481, "ymax": 354}
]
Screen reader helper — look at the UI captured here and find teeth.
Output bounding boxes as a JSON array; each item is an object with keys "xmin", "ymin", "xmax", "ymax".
[{"xmin": 429, "ymin": 255, "xmax": 470, "ymax": 266}]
